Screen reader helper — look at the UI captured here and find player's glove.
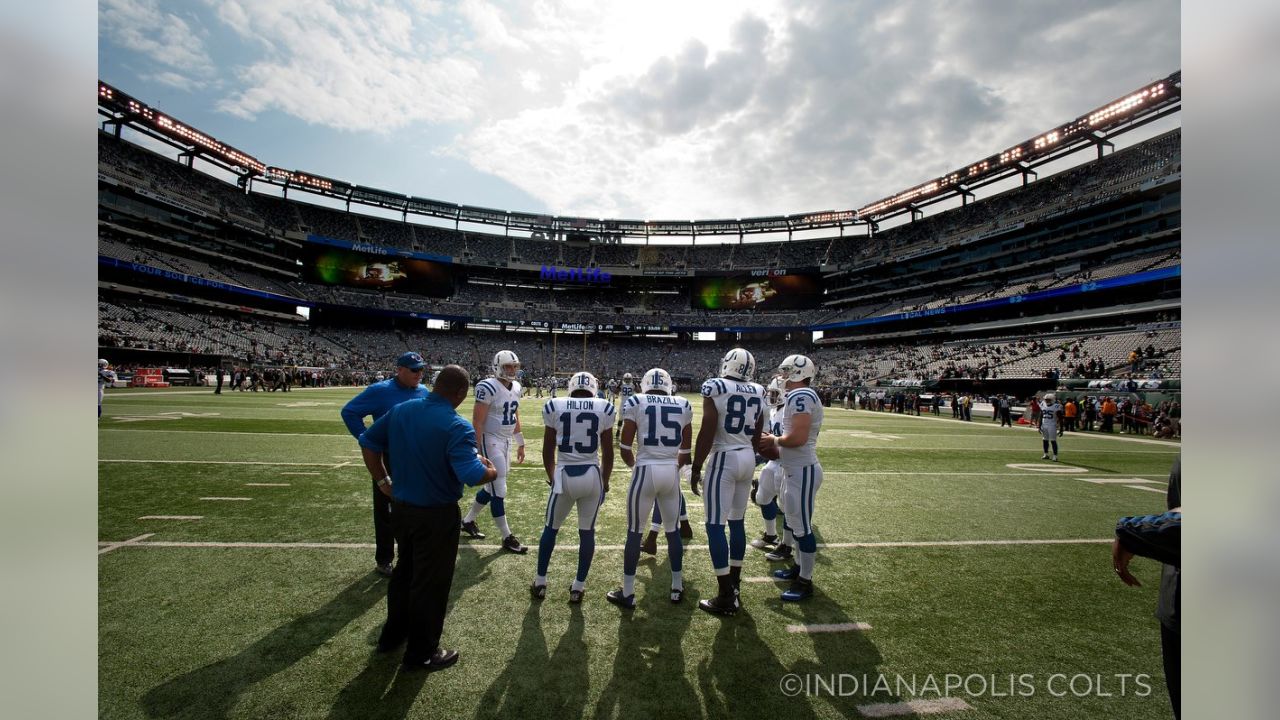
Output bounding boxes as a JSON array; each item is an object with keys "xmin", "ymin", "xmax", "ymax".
[{"xmin": 690, "ymin": 466, "xmax": 702, "ymax": 497}]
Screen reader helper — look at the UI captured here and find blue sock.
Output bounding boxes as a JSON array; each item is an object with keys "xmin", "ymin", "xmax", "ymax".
[
  {"xmin": 490, "ymin": 496, "xmax": 505, "ymax": 517},
  {"xmin": 651, "ymin": 504, "xmax": 662, "ymax": 525},
  {"xmin": 665, "ymin": 530, "xmax": 683, "ymax": 572},
  {"xmin": 1051, "ymin": 441, "xmax": 1059, "ymax": 455},
  {"xmin": 678, "ymin": 493, "xmax": 687, "ymax": 519},
  {"xmin": 476, "ymin": 488, "xmax": 492, "ymax": 505},
  {"xmin": 576, "ymin": 529, "xmax": 595, "ymax": 583},
  {"xmin": 1042, "ymin": 440, "xmax": 1049, "ymax": 454},
  {"xmin": 761, "ymin": 499, "xmax": 778, "ymax": 521},
  {"xmin": 623, "ymin": 530, "xmax": 642, "ymax": 577},
  {"xmin": 537, "ymin": 526, "xmax": 558, "ymax": 577},
  {"xmin": 706, "ymin": 523, "xmax": 729, "ymax": 572},
  {"xmin": 798, "ymin": 533, "xmax": 818, "ymax": 553},
  {"xmin": 728, "ymin": 518, "xmax": 746, "ymax": 563}
]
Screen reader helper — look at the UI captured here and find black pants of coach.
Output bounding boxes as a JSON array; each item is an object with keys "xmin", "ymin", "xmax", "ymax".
[
  {"xmin": 1161, "ymin": 623, "xmax": 1180, "ymax": 719},
  {"xmin": 371, "ymin": 478, "xmax": 395, "ymax": 566},
  {"xmin": 381, "ymin": 501, "xmax": 461, "ymax": 662}
]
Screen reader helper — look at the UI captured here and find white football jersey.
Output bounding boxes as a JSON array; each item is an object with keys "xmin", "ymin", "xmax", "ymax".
[
  {"xmin": 542, "ymin": 396, "xmax": 615, "ymax": 466},
  {"xmin": 474, "ymin": 378, "xmax": 522, "ymax": 438},
  {"xmin": 767, "ymin": 406, "xmax": 783, "ymax": 438},
  {"xmin": 1039, "ymin": 401, "xmax": 1063, "ymax": 429},
  {"xmin": 98, "ymin": 368, "xmax": 117, "ymax": 388},
  {"xmin": 701, "ymin": 377, "xmax": 766, "ymax": 452},
  {"xmin": 622, "ymin": 393, "xmax": 692, "ymax": 466},
  {"xmin": 779, "ymin": 386, "xmax": 823, "ymax": 468}
]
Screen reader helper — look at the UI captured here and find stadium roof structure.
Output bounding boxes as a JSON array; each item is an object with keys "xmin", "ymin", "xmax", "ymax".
[{"xmin": 98, "ymin": 70, "xmax": 1179, "ymax": 240}]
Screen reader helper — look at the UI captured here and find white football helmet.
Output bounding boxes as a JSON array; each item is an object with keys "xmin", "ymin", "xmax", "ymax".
[
  {"xmin": 622, "ymin": 372, "xmax": 633, "ymax": 383},
  {"xmin": 777, "ymin": 354, "xmax": 816, "ymax": 384},
  {"xmin": 641, "ymin": 368, "xmax": 672, "ymax": 394},
  {"xmin": 568, "ymin": 371, "xmax": 599, "ymax": 397},
  {"xmin": 1043, "ymin": 393, "xmax": 1056, "ymax": 404},
  {"xmin": 98, "ymin": 358, "xmax": 110, "ymax": 368},
  {"xmin": 492, "ymin": 350, "xmax": 520, "ymax": 382},
  {"xmin": 720, "ymin": 348, "xmax": 756, "ymax": 381},
  {"xmin": 765, "ymin": 376, "xmax": 784, "ymax": 407}
]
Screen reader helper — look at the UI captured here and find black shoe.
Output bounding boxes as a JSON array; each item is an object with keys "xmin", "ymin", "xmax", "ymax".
[
  {"xmin": 750, "ymin": 533, "xmax": 778, "ymax": 549},
  {"xmin": 402, "ymin": 648, "xmax": 459, "ymax": 672},
  {"xmin": 679, "ymin": 519, "xmax": 694, "ymax": 540},
  {"xmin": 568, "ymin": 588, "xmax": 585, "ymax": 604},
  {"xmin": 781, "ymin": 578, "xmax": 814, "ymax": 602},
  {"xmin": 670, "ymin": 587, "xmax": 684, "ymax": 604},
  {"xmin": 605, "ymin": 588, "xmax": 636, "ymax": 610},
  {"xmin": 773, "ymin": 565, "xmax": 800, "ymax": 581},
  {"xmin": 501, "ymin": 535, "xmax": 528, "ymax": 554},
  {"xmin": 765, "ymin": 545, "xmax": 793, "ymax": 562},
  {"xmin": 640, "ymin": 530, "xmax": 658, "ymax": 556},
  {"xmin": 375, "ymin": 563, "xmax": 393, "ymax": 577},
  {"xmin": 530, "ymin": 582, "xmax": 547, "ymax": 600},
  {"xmin": 460, "ymin": 521, "xmax": 486, "ymax": 540},
  {"xmin": 697, "ymin": 593, "xmax": 739, "ymax": 616}
]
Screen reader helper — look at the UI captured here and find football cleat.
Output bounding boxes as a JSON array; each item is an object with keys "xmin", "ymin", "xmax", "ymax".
[
  {"xmin": 1052, "ymin": 455, "xmax": 1058, "ymax": 462},
  {"xmin": 501, "ymin": 535, "xmax": 528, "ymax": 554},
  {"xmin": 781, "ymin": 578, "xmax": 814, "ymax": 602},
  {"xmin": 460, "ymin": 521, "xmax": 486, "ymax": 539},
  {"xmin": 765, "ymin": 545, "xmax": 793, "ymax": 562},
  {"xmin": 680, "ymin": 519, "xmax": 694, "ymax": 540},
  {"xmin": 375, "ymin": 563, "xmax": 394, "ymax": 577},
  {"xmin": 750, "ymin": 533, "xmax": 779, "ymax": 549},
  {"xmin": 640, "ymin": 530, "xmax": 658, "ymax": 555},
  {"xmin": 529, "ymin": 582, "xmax": 547, "ymax": 600},
  {"xmin": 670, "ymin": 588, "xmax": 684, "ymax": 604},
  {"xmin": 773, "ymin": 565, "xmax": 800, "ymax": 581},
  {"xmin": 1041, "ymin": 454, "xmax": 1049, "ymax": 460},
  {"xmin": 568, "ymin": 588, "xmax": 585, "ymax": 604},
  {"xmin": 697, "ymin": 594, "xmax": 739, "ymax": 617},
  {"xmin": 605, "ymin": 588, "xmax": 636, "ymax": 610}
]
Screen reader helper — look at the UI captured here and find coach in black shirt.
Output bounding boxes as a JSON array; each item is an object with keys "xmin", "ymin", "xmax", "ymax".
[{"xmin": 359, "ymin": 365, "xmax": 496, "ymax": 671}]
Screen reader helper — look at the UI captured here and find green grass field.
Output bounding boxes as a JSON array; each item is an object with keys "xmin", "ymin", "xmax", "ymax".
[{"xmin": 99, "ymin": 386, "xmax": 1180, "ymax": 719}]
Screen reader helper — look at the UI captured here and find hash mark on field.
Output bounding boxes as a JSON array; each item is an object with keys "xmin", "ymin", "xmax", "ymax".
[
  {"xmin": 98, "ymin": 533, "xmax": 155, "ymax": 555},
  {"xmin": 858, "ymin": 697, "xmax": 973, "ymax": 717},
  {"xmin": 137, "ymin": 516, "xmax": 202, "ymax": 521},
  {"xmin": 786, "ymin": 622, "xmax": 872, "ymax": 633},
  {"xmin": 280, "ymin": 472, "xmax": 320, "ymax": 476},
  {"xmin": 200, "ymin": 497, "xmax": 252, "ymax": 501},
  {"xmin": 246, "ymin": 483, "xmax": 290, "ymax": 487},
  {"xmin": 744, "ymin": 577, "xmax": 776, "ymax": 583},
  {"xmin": 1080, "ymin": 477, "xmax": 1158, "ymax": 485},
  {"xmin": 1125, "ymin": 484, "xmax": 1168, "ymax": 493}
]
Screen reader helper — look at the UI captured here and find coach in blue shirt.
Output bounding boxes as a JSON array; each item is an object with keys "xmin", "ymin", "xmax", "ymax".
[
  {"xmin": 341, "ymin": 351, "xmax": 430, "ymax": 575},
  {"xmin": 359, "ymin": 364, "xmax": 496, "ymax": 672}
]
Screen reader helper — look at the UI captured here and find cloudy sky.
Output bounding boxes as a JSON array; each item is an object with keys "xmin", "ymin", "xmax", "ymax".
[{"xmin": 98, "ymin": 0, "xmax": 1180, "ymax": 220}]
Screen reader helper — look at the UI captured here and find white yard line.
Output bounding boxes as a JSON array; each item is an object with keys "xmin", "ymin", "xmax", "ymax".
[
  {"xmin": 279, "ymin": 472, "xmax": 320, "ymax": 476},
  {"xmin": 874, "ymin": 411, "xmax": 1181, "ymax": 448},
  {"xmin": 858, "ymin": 698, "xmax": 974, "ymax": 717},
  {"xmin": 786, "ymin": 622, "xmax": 872, "ymax": 633},
  {"xmin": 245, "ymin": 483, "xmax": 290, "ymax": 487},
  {"xmin": 1124, "ymin": 484, "xmax": 1168, "ymax": 493},
  {"xmin": 200, "ymin": 497, "xmax": 252, "ymax": 501},
  {"xmin": 97, "ymin": 533, "xmax": 155, "ymax": 555},
  {"xmin": 100, "ymin": 459, "xmax": 335, "ymax": 466},
  {"xmin": 137, "ymin": 516, "xmax": 202, "ymax": 521},
  {"xmin": 95, "ymin": 537, "xmax": 1113, "ymax": 552}
]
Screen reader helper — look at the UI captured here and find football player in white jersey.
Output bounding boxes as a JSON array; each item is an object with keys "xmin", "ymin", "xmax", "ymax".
[
  {"xmin": 460, "ymin": 351, "xmax": 529, "ymax": 554},
  {"xmin": 761, "ymin": 354, "xmax": 824, "ymax": 601},
  {"xmin": 751, "ymin": 376, "xmax": 786, "ymax": 554},
  {"xmin": 615, "ymin": 372, "xmax": 636, "ymax": 433},
  {"xmin": 98, "ymin": 358, "xmax": 117, "ymax": 419},
  {"xmin": 691, "ymin": 348, "xmax": 766, "ymax": 616},
  {"xmin": 1038, "ymin": 392, "xmax": 1064, "ymax": 461},
  {"xmin": 533, "ymin": 371, "xmax": 615, "ymax": 603},
  {"xmin": 606, "ymin": 368, "xmax": 693, "ymax": 609}
]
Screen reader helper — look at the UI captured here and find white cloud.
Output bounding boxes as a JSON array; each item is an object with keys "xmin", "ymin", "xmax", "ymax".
[
  {"xmin": 144, "ymin": 71, "xmax": 203, "ymax": 91},
  {"xmin": 99, "ymin": 0, "xmax": 214, "ymax": 75},
  {"xmin": 212, "ymin": 0, "xmax": 483, "ymax": 132}
]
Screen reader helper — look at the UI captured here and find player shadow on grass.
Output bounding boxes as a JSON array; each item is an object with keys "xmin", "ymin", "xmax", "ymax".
[
  {"xmin": 142, "ymin": 572, "xmax": 388, "ymax": 720},
  {"xmin": 329, "ymin": 547, "xmax": 505, "ymax": 720},
  {"xmin": 590, "ymin": 571, "xmax": 699, "ymax": 720},
  {"xmin": 696, "ymin": 612, "xmax": 820, "ymax": 720},
  {"xmin": 473, "ymin": 603, "xmax": 590, "ymax": 720}
]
